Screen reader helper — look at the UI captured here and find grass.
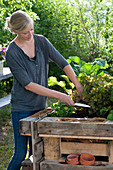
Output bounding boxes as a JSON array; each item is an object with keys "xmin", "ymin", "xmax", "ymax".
[
  {"xmin": 0, "ymin": 106, "xmax": 13, "ymax": 170},
  {"xmin": 0, "ymin": 97, "xmax": 57, "ymax": 169}
]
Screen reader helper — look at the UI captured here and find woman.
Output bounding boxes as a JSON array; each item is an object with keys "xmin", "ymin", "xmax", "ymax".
[{"xmin": 5, "ymin": 10, "xmax": 83, "ymax": 170}]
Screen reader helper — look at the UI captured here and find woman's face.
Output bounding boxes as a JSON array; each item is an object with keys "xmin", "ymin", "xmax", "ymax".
[{"xmin": 17, "ymin": 22, "xmax": 34, "ymax": 41}]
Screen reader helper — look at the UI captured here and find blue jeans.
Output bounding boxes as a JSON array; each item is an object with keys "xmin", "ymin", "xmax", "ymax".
[{"xmin": 7, "ymin": 110, "xmax": 39, "ymax": 170}]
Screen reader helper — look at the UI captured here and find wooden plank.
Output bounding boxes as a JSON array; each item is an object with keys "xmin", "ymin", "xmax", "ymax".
[
  {"xmin": 44, "ymin": 137, "xmax": 61, "ymax": 160},
  {"xmin": 31, "ymin": 121, "xmax": 43, "ymax": 170},
  {"xmin": 109, "ymin": 141, "xmax": 113, "ymax": 163},
  {"xmin": 38, "ymin": 117, "xmax": 113, "ymax": 137},
  {"xmin": 19, "ymin": 117, "xmax": 39, "ymax": 136},
  {"xmin": 22, "ymin": 155, "xmax": 33, "ymax": 170},
  {"xmin": 0, "ymin": 94, "xmax": 11, "ymax": 109},
  {"xmin": 34, "ymin": 140, "xmax": 43, "ymax": 161},
  {"xmin": 40, "ymin": 160, "xmax": 113, "ymax": 170},
  {"xmin": 39, "ymin": 134, "xmax": 113, "ymax": 140},
  {"xmin": 61, "ymin": 142, "xmax": 108, "ymax": 156},
  {"xmin": 30, "ymin": 107, "xmax": 52, "ymax": 118},
  {"xmin": 22, "ymin": 156, "xmax": 43, "ymax": 170},
  {"xmin": 19, "ymin": 108, "xmax": 51, "ymax": 136},
  {"xmin": 0, "ymin": 67, "xmax": 12, "ymax": 81}
]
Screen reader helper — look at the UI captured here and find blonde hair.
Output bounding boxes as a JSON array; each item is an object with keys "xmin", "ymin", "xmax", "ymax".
[{"xmin": 5, "ymin": 10, "xmax": 33, "ymax": 33}]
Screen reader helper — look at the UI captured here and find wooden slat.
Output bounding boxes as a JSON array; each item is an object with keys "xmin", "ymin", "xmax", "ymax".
[
  {"xmin": 40, "ymin": 160, "xmax": 113, "ymax": 170},
  {"xmin": 19, "ymin": 108, "xmax": 51, "ymax": 136},
  {"xmin": 30, "ymin": 108, "xmax": 52, "ymax": 118},
  {"xmin": 109, "ymin": 141, "xmax": 113, "ymax": 163},
  {"xmin": 34, "ymin": 141, "xmax": 43, "ymax": 161},
  {"xmin": 19, "ymin": 117, "xmax": 39, "ymax": 135},
  {"xmin": 44, "ymin": 137, "xmax": 61, "ymax": 160},
  {"xmin": 38, "ymin": 117, "xmax": 113, "ymax": 137},
  {"xmin": 0, "ymin": 67, "xmax": 12, "ymax": 81},
  {"xmin": 61, "ymin": 142, "xmax": 108, "ymax": 156},
  {"xmin": 0, "ymin": 94, "xmax": 11, "ymax": 109},
  {"xmin": 39, "ymin": 134, "xmax": 113, "ymax": 140}
]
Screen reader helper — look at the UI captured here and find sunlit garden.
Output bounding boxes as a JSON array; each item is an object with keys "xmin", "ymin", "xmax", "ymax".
[{"xmin": 0, "ymin": 0, "xmax": 113, "ymax": 169}]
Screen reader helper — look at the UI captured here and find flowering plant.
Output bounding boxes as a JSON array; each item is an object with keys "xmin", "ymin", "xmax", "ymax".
[{"xmin": 0, "ymin": 45, "xmax": 7, "ymax": 60}]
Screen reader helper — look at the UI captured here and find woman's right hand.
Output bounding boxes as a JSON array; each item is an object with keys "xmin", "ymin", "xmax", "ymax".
[{"xmin": 59, "ymin": 93, "xmax": 75, "ymax": 106}]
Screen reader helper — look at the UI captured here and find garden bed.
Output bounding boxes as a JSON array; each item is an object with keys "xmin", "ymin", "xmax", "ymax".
[{"xmin": 20, "ymin": 110, "xmax": 113, "ymax": 170}]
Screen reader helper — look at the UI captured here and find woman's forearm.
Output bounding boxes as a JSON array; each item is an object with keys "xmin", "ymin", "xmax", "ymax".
[
  {"xmin": 25, "ymin": 82, "xmax": 62, "ymax": 98},
  {"xmin": 25, "ymin": 82, "xmax": 75, "ymax": 106}
]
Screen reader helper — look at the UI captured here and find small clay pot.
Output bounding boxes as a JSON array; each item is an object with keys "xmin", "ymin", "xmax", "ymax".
[
  {"xmin": 66, "ymin": 159, "xmax": 79, "ymax": 165},
  {"xmin": 80, "ymin": 153, "xmax": 95, "ymax": 166},
  {"xmin": 66, "ymin": 154, "xmax": 79, "ymax": 165}
]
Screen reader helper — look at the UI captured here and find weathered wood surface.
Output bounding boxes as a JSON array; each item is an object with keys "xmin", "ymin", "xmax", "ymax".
[
  {"xmin": 31, "ymin": 121, "xmax": 44, "ymax": 170},
  {"xmin": 0, "ymin": 94, "xmax": 11, "ymax": 109},
  {"xmin": 109, "ymin": 141, "xmax": 113, "ymax": 163},
  {"xmin": 34, "ymin": 140, "xmax": 43, "ymax": 161},
  {"xmin": 22, "ymin": 156, "xmax": 33, "ymax": 170},
  {"xmin": 30, "ymin": 108, "xmax": 52, "ymax": 118},
  {"xmin": 44, "ymin": 137, "xmax": 61, "ymax": 160},
  {"xmin": 39, "ymin": 134, "xmax": 113, "ymax": 140},
  {"xmin": 38, "ymin": 117, "xmax": 113, "ymax": 137},
  {"xmin": 61, "ymin": 142, "xmax": 108, "ymax": 156},
  {"xmin": 22, "ymin": 156, "xmax": 43, "ymax": 170},
  {"xmin": 19, "ymin": 108, "xmax": 51, "ymax": 136},
  {"xmin": 19, "ymin": 117, "xmax": 39, "ymax": 136},
  {"xmin": 0, "ymin": 67, "xmax": 12, "ymax": 81},
  {"xmin": 40, "ymin": 160, "xmax": 113, "ymax": 170}
]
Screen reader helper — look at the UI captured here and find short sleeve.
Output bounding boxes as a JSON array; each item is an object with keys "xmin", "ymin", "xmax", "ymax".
[
  {"xmin": 6, "ymin": 51, "xmax": 32, "ymax": 87},
  {"xmin": 43, "ymin": 37, "xmax": 69, "ymax": 69}
]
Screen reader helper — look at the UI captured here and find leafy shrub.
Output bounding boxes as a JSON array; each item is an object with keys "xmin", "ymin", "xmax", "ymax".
[
  {"xmin": 49, "ymin": 56, "xmax": 113, "ymax": 120},
  {"xmin": 72, "ymin": 74, "xmax": 113, "ymax": 119}
]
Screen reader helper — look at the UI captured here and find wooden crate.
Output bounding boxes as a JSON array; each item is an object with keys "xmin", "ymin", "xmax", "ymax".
[
  {"xmin": 20, "ymin": 114, "xmax": 113, "ymax": 170},
  {"xmin": 38, "ymin": 117, "xmax": 113, "ymax": 169}
]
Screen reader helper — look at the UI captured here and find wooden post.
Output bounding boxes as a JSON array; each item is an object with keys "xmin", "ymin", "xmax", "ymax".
[
  {"xmin": 109, "ymin": 141, "xmax": 113, "ymax": 163},
  {"xmin": 31, "ymin": 121, "xmax": 43, "ymax": 170},
  {"xmin": 44, "ymin": 137, "xmax": 61, "ymax": 160}
]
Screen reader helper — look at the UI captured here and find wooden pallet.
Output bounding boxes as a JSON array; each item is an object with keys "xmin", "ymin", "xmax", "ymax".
[
  {"xmin": 20, "ymin": 115, "xmax": 113, "ymax": 170},
  {"xmin": 38, "ymin": 117, "xmax": 113, "ymax": 169}
]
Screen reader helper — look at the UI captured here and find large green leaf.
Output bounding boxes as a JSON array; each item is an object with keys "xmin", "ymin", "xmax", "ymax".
[
  {"xmin": 92, "ymin": 58, "xmax": 109, "ymax": 69},
  {"xmin": 69, "ymin": 56, "xmax": 85, "ymax": 67}
]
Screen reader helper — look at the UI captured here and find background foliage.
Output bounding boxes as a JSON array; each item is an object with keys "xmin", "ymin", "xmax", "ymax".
[
  {"xmin": 0, "ymin": 0, "xmax": 113, "ymax": 77},
  {"xmin": 0, "ymin": 0, "xmax": 113, "ymax": 118}
]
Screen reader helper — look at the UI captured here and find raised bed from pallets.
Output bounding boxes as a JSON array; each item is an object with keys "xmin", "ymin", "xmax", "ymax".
[
  {"xmin": 38, "ymin": 117, "xmax": 113, "ymax": 170},
  {"xmin": 20, "ymin": 111, "xmax": 113, "ymax": 170}
]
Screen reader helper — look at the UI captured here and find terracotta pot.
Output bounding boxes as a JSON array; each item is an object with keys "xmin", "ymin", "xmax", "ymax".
[
  {"xmin": 80, "ymin": 153, "xmax": 95, "ymax": 166},
  {"xmin": 66, "ymin": 154, "xmax": 79, "ymax": 165},
  {"xmin": 66, "ymin": 159, "xmax": 79, "ymax": 165}
]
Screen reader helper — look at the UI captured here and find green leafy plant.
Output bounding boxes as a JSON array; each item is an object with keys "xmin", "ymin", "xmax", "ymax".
[
  {"xmin": 67, "ymin": 56, "xmax": 109, "ymax": 76},
  {"xmin": 50, "ymin": 102, "xmax": 75, "ymax": 117},
  {"xmin": 72, "ymin": 74, "xmax": 113, "ymax": 119},
  {"xmin": 49, "ymin": 56, "xmax": 113, "ymax": 120}
]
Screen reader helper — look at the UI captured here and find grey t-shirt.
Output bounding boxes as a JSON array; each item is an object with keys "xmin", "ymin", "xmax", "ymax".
[{"xmin": 6, "ymin": 34, "xmax": 69, "ymax": 112}]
